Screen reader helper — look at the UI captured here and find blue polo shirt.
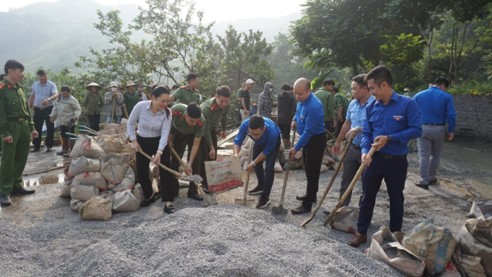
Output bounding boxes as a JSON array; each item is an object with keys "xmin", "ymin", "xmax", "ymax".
[
  {"xmin": 361, "ymin": 92, "xmax": 422, "ymax": 156},
  {"xmin": 346, "ymin": 96, "xmax": 375, "ymax": 146},
  {"xmin": 234, "ymin": 117, "xmax": 281, "ymax": 156},
  {"xmin": 294, "ymin": 92, "xmax": 326, "ymax": 151},
  {"xmin": 413, "ymin": 86, "xmax": 456, "ymax": 133},
  {"xmin": 32, "ymin": 80, "xmax": 58, "ymax": 108}
]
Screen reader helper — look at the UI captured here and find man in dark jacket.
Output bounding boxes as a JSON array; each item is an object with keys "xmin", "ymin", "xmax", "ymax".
[{"xmin": 277, "ymin": 84, "xmax": 296, "ymax": 148}]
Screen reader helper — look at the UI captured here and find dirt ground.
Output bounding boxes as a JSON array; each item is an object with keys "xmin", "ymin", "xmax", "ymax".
[{"xmin": 0, "ymin": 138, "xmax": 490, "ymax": 276}]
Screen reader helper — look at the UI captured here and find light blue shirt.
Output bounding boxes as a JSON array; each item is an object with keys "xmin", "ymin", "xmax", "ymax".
[
  {"xmin": 32, "ymin": 80, "xmax": 58, "ymax": 108},
  {"xmin": 346, "ymin": 96, "xmax": 375, "ymax": 146},
  {"xmin": 127, "ymin": 100, "xmax": 172, "ymax": 152}
]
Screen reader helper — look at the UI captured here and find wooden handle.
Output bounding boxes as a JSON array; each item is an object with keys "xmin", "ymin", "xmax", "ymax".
[
  {"xmin": 138, "ymin": 149, "xmax": 183, "ymax": 178},
  {"xmin": 170, "ymin": 147, "xmax": 188, "ymax": 171},
  {"xmin": 278, "ymin": 129, "xmax": 297, "ymax": 205}
]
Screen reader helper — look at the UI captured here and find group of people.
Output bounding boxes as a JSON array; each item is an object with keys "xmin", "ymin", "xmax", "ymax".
[{"xmin": 0, "ymin": 59, "xmax": 457, "ymax": 251}]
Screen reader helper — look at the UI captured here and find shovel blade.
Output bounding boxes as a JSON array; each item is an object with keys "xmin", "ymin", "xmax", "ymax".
[
  {"xmin": 180, "ymin": 174, "xmax": 203, "ymax": 183},
  {"xmin": 271, "ymin": 205, "xmax": 288, "ymax": 216}
]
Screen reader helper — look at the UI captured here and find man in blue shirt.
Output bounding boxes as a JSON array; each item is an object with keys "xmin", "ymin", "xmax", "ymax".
[
  {"xmin": 413, "ymin": 78, "xmax": 456, "ymax": 189},
  {"xmin": 332, "ymin": 74, "xmax": 374, "ymax": 207},
  {"xmin": 348, "ymin": 66, "xmax": 422, "ymax": 248},
  {"xmin": 289, "ymin": 78, "xmax": 327, "ymax": 214},
  {"xmin": 234, "ymin": 115, "xmax": 281, "ymax": 209},
  {"xmin": 28, "ymin": 69, "xmax": 59, "ymax": 152}
]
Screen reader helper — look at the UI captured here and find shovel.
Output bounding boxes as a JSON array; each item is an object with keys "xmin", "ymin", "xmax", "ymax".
[
  {"xmin": 323, "ymin": 146, "xmax": 376, "ymax": 226},
  {"xmin": 301, "ymin": 136, "xmax": 354, "ymax": 227},
  {"xmin": 139, "ymin": 149, "xmax": 202, "ymax": 183},
  {"xmin": 169, "ymin": 147, "xmax": 215, "ymax": 205},
  {"xmin": 272, "ymin": 130, "xmax": 296, "ymax": 216},
  {"xmin": 234, "ymin": 139, "xmax": 256, "ymax": 207}
]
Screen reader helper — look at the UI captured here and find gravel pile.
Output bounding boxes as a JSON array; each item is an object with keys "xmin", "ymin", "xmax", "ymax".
[{"xmin": 42, "ymin": 205, "xmax": 399, "ymax": 277}]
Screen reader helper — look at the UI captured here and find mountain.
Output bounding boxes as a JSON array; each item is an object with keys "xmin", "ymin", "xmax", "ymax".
[{"xmin": 0, "ymin": 0, "xmax": 300, "ymax": 72}]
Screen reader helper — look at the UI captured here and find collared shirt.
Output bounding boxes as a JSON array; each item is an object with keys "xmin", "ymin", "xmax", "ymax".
[
  {"xmin": 294, "ymin": 93, "xmax": 326, "ymax": 151},
  {"xmin": 171, "ymin": 87, "xmax": 204, "ymax": 105},
  {"xmin": 32, "ymin": 80, "xmax": 57, "ymax": 108},
  {"xmin": 50, "ymin": 95, "xmax": 82, "ymax": 125},
  {"xmin": 314, "ymin": 88, "xmax": 335, "ymax": 122},
  {"xmin": 82, "ymin": 91, "xmax": 104, "ymax": 115},
  {"xmin": 413, "ymin": 86, "xmax": 456, "ymax": 133},
  {"xmin": 234, "ymin": 117, "xmax": 281, "ymax": 156},
  {"xmin": 346, "ymin": 95, "xmax": 375, "ymax": 146},
  {"xmin": 200, "ymin": 97, "xmax": 228, "ymax": 148},
  {"xmin": 361, "ymin": 92, "xmax": 422, "ymax": 156},
  {"xmin": 0, "ymin": 80, "xmax": 34, "ymax": 138},
  {"xmin": 170, "ymin": 103, "xmax": 205, "ymax": 138},
  {"xmin": 127, "ymin": 100, "xmax": 172, "ymax": 151}
]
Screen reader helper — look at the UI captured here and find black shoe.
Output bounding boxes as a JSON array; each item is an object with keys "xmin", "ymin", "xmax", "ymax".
[
  {"xmin": 150, "ymin": 192, "xmax": 160, "ymax": 203},
  {"xmin": 323, "ymin": 210, "xmax": 330, "ymax": 216},
  {"xmin": 0, "ymin": 194, "xmax": 11, "ymax": 206},
  {"xmin": 415, "ymin": 182, "xmax": 429, "ymax": 190},
  {"xmin": 296, "ymin": 195, "xmax": 317, "ymax": 202},
  {"xmin": 203, "ymin": 187, "xmax": 210, "ymax": 194},
  {"xmin": 429, "ymin": 178, "xmax": 438, "ymax": 185},
  {"xmin": 140, "ymin": 198, "xmax": 152, "ymax": 207},
  {"xmin": 256, "ymin": 197, "xmax": 271, "ymax": 209},
  {"xmin": 11, "ymin": 187, "xmax": 35, "ymax": 196},
  {"xmin": 291, "ymin": 205, "xmax": 311, "ymax": 215},
  {"xmin": 45, "ymin": 147, "xmax": 53, "ymax": 153},
  {"xmin": 164, "ymin": 204, "xmax": 175, "ymax": 214},
  {"xmin": 188, "ymin": 192, "xmax": 203, "ymax": 201},
  {"xmin": 31, "ymin": 147, "xmax": 40, "ymax": 153},
  {"xmin": 248, "ymin": 186, "xmax": 263, "ymax": 195},
  {"xmin": 56, "ymin": 151, "xmax": 65, "ymax": 156}
]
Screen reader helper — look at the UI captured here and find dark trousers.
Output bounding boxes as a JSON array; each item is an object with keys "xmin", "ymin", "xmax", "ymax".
[
  {"xmin": 199, "ymin": 130, "xmax": 218, "ymax": 189},
  {"xmin": 357, "ymin": 154, "xmax": 408, "ymax": 235},
  {"xmin": 87, "ymin": 114, "xmax": 101, "ymax": 131},
  {"xmin": 33, "ymin": 106, "xmax": 54, "ymax": 148},
  {"xmin": 171, "ymin": 132, "xmax": 202, "ymax": 196},
  {"xmin": 301, "ymin": 133, "xmax": 327, "ymax": 208},
  {"xmin": 339, "ymin": 144, "xmax": 362, "ymax": 206},
  {"xmin": 136, "ymin": 135, "xmax": 172, "ymax": 201},
  {"xmin": 253, "ymin": 138, "xmax": 280, "ymax": 200},
  {"xmin": 277, "ymin": 123, "xmax": 291, "ymax": 139}
]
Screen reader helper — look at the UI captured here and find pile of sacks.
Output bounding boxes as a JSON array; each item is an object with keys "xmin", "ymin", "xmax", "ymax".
[
  {"xmin": 60, "ymin": 122, "xmax": 143, "ymax": 221},
  {"xmin": 363, "ymin": 201, "xmax": 492, "ymax": 277}
]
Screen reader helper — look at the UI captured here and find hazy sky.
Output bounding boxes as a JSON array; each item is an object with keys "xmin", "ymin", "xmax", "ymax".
[{"xmin": 0, "ymin": 0, "xmax": 305, "ymax": 22}]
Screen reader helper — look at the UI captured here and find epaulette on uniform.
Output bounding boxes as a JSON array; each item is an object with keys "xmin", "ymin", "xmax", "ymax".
[
  {"xmin": 172, "ymin": 110, "xmax": 183, "ymax": 117},
  {"xmin": 0, "ymin": 82, "xmax": 5, "ymax": 89},
  {"xmin": 197, "ymin": 120, "xmax": 204, "ymax": 127},
  {"xmin": 211, "ymin": 103, "xmax": 218, "ymax": 111}
]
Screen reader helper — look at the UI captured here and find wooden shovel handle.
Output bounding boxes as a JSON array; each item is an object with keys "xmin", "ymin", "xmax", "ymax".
[
  {"xmin": 138, "ymin": 149, "xmax": 183, "ymax": 178},
  {"xmin": 278, "ymin": 129, "xmax": 297, "ymax": 206},
  {"xmin": 170, "ymin": 147, "xmax": 188, "ymax": 171}
]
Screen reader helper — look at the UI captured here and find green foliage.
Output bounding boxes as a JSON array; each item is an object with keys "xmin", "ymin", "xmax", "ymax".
[
  {"xmin": 380, "ymin": 33, "xmax": 425, "ymax": 65},
  {"xmin": 448, "ymin": 80, "xmax": 492, "ymax": 96}
]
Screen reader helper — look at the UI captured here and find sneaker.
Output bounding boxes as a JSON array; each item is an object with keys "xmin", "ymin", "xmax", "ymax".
[
  {"xmin": 256, "ymin": 198, "xmax": 271, "ymax": 209},
  {"xmin": 164, "ymin": 204, "xmax": 175, "ymax": 214},
  {"xmin": 248, "ymin": 186, "xmax": 263, "ymax": 195}
]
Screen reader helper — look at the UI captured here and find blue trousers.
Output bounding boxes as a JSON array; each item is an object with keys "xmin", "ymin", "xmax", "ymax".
[
  {"xmin": 252, "ymin": 138, "xmax": 280, "ymax": 200},
  {"xmin": 357, "ymin": 153, "xmax": 407, "ymax": 235}
]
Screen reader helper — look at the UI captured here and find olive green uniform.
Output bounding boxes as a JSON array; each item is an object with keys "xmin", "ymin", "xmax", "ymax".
[
  {"xmin": 334, "ymin": 92, "xmax": 349, "ymax": 135},
  {"xmin": 0, "ymin": 80, "xmax": 35, "ymax": 196},
  {"xmin": 314, "ymin": 88, "xmax": 336, "ymax": 132},
  {"xmin": 170, "ymin": 104, "xmax": 206, "ymax": 196},
  {"xmin": 171, "ymin": 87, "xmax": 204, "ymax": 105},
  {"xmin": 124, "ymin": 91, "xmax": 140, "ymax": 115},
  {"xmin": 199, "ymin": 98, "xmax": 229, "ymax": 189}
]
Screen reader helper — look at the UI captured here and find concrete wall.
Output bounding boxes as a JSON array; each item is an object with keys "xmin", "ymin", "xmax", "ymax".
[{"xmin": 454, "ymin": 95, "xmax": 492, "ymax": 142}]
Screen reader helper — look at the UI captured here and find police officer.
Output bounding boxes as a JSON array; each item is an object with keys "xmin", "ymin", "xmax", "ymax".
[
  {"xmin": 171, "ymin": 73, "xmax": 204, "ymax": 105},
  {"xmin": 314, "ymin": 79, "xmax": 336, "ymax": 134},
  {"xmin": 0, "ymin": 60, "xmax": 38, "ymax": 206},
  {"xmin": 169, "ymin": 102, "xmax": 206, "ymax": 202},
  {"xmin": 199, "ymin": 85, "xmax": 231, "ymax": 192}
]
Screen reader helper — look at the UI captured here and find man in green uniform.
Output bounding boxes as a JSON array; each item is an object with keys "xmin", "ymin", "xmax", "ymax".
[
  {"xmin": 123, "ymin": 80, "xmax": 140, "ymax": 116},
  {"xmin": 199, "ymin": 85, "xmax": 231, "ymax": 192},
  {"xmin": 169, "ymin": 102, "xmax": 206, "ymax": 201},
  {"xmin": 171, "ymin": 73, "xmax": 204, "ymax": 105},
  {"xmin": 333, "ymin": 86, "xmax": 349, "ymax": 136},
  {"xmin": 314, "ymin": 79, "xmax": 336, "ymax": 134},
  {"xmin": 0, "ymin": 60, "xmax": 38, "ymax": 206}
]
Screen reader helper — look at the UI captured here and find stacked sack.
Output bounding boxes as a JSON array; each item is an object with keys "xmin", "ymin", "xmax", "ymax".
[{"xmin": 60, "ymin": 121, "xmax": 144, "ymax": 221}]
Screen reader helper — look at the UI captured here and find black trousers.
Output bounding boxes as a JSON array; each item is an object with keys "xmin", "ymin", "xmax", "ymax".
[
  {"xmin": 33, "ymin": 106, "xmax": 55, "ymax": 148},
  {"xmin": 87, "ymin": 114, "xmax": 101, "ymax": 131},
  {"xmin": 199, "ymin": 130, "xmax": 218, "ymax": 189},
  {"xmin": 171, "ymin": 132, "xmax": 202, "ymax": 196},
  {"xmin": 301, "ymin": 133, "xmax": 327, "ymax": 208},
  {"xmin": 136, "ymin": 135, "xmax": 173, "ymax": 201}
]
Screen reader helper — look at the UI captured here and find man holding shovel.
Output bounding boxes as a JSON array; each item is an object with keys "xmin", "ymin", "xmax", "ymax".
[
  {"xmin": 233, "ymin": 115, "xmax": 281, "ymax": 209},
  {"xmin": 199, "ymin": 85, "xmax": 231, "ymax": 192},
  {"xmin": 332, "ymin": 74, "xmax": 374, "ymax": 207},
  {"xmin": 169, "ymin": 102, "xmax": 206, "ymax": 201},
  {"xmin": 348, "ymin": 66, "xmax": 422, "ymax": 248}
]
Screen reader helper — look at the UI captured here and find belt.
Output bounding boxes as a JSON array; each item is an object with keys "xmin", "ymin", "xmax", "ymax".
[
  {"xmin": 374, "ymin": 152, "xmax": 406, "ymax": 159},
  {"xmin": 8, "ymin": 117, "xmax": 29, "ymax": 122},
  {"xmin": 352, "ymin": 144, "xmax": 361, "ymax": 149},
  {"xmin": 423, "ymin": 123, "xmax": 445, "ymax": 126}
]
